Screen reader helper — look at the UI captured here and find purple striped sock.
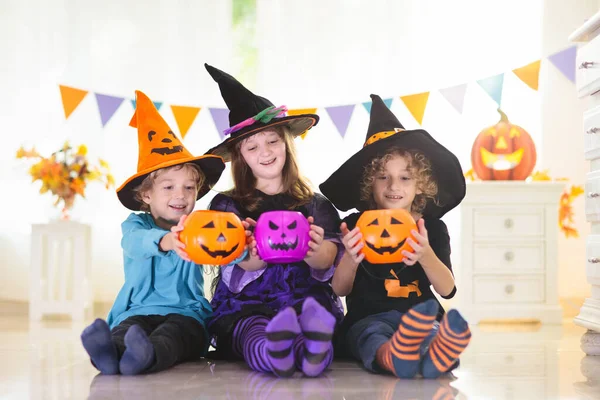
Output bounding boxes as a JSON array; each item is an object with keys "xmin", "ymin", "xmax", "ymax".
[
  {"xmin": 232, "ymin": 316, "xmax": 271, "ymax": 373},
  {"xmin": 265, "ymin": 307, "xmax": 301, "ymax": 377},
  {"xmin": 298, "ymin": 297, "xmax": 335, "ymax": 377}
]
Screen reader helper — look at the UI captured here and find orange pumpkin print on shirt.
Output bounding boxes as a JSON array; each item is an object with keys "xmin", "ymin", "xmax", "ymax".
[{"xmin": 385, "ymin": 269, "xmax": 422, "ymax": 298}]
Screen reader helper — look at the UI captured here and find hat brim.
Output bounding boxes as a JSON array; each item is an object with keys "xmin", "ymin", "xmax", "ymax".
[
  {"xmin": 206, "ymin": 114, "xmax": 318, "ymax": 162},
  {"xmin": 116, "ymin": 154, "xmax": 225, "ymax": 211},
  {"xmin": 319, "ymin": 130, "xmax": 465, "ymax": 218}
]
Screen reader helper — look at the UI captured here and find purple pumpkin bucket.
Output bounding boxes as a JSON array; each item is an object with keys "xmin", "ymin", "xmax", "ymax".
[{"xmin": 254, "ymin": 211, "xmax": 311, "ymax": 263}]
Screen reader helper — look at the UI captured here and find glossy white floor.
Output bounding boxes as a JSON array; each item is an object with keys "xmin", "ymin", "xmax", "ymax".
[{"xmin": 0, "ymin": 311, "xmax": 598, "ymax": 400}]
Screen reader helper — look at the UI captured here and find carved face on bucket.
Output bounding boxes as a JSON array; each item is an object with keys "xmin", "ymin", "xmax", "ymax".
[
  {"xmin": 356, "ymin": 209, "xmax": 417, "ymax": 264},
  {"xmin": 179, "ymin": 210, "xmax": 246, "ymax": 265},
  {"xmin": 254, "ymin": 211, "xmax": 311, "ymax": 263}
]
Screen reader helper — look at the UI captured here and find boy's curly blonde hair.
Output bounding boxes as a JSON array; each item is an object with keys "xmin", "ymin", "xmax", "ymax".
[
  {"xmin": 360, "ymin": 147, "xmax": 438, "ymax": 213},
  {"xmin": 132, "ymin": 163, "xmax": 204, "ymax": 212}
]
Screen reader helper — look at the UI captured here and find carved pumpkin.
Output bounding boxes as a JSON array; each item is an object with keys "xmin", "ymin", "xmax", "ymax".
[
  {"xmin": 471, "ymin": 109, "xmax": 537, "ymax": 180},
  {"xmin": 254, "ymin": 211, "xmax": 311, "ymax": 263},
  {"xmin": 179, "ymin": 210, "xmax": 246, "ymax": 265},
  {"xmin": 356, "ymin": 209, "xmax": 417, "ymax": 264}
]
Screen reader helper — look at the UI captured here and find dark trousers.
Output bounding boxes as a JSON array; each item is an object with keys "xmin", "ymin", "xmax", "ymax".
[{"xmin": 111, "ymin": 314, "xmax": 207, "ymax": 373}]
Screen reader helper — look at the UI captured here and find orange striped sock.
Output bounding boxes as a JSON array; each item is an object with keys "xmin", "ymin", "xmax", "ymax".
[
  {"xmin": 422, "ymin": 309, "xmax": 471, "ymax": 378},
  {"xmin": 375, "ymin": 300, "xmax": 438, "ymax": 378}
]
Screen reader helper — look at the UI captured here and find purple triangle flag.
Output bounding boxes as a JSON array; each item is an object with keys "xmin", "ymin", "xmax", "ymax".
[
  {"xmin": 476, "ymin": 73, "xmax": 504, "ymax": 107},
  {"xmin": 209, "ymin": 108, "xmax": 230, "ymax": 140},
  {"xmin": 326, "ymin": 104, "xmax": 355, "ymax": 138},
  {"xmin": 439, "ymin": 83, "xmax": 467, "ymax": 114},
  {"xmin": 95, "ymin": 93, "xmax": 125, "ymax": 127},
  {"xmin": 548, "ymin": 45, "xmax": 577, "ymax": 83}
]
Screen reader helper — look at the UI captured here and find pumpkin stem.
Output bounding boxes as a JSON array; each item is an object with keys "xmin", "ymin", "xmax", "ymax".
[{"xmin": 497, "ymin": 108, "xmax": 509, "ymax": 123}]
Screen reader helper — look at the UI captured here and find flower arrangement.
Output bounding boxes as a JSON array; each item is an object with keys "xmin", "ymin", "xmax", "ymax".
[
  {"xmin": 464, "ymin": 168, "xmax": 584, "ymax": 238},
  {"xmin": 16, "ymin": 141, "xmax": 115, "ymax": 219}
]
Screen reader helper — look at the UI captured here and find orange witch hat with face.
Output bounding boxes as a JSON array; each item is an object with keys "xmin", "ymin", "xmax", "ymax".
[{"xmin": 116, "ymin": 90, "xmax": 225, "ymax": 211}]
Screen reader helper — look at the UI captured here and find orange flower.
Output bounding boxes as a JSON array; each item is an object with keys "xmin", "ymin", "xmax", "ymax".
[{"xmin": 16, "ymin": 142, "xmax": 115, "ymax": 213}]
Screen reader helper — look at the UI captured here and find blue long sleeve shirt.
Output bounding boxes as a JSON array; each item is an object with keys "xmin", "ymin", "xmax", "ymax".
[{"xmin": 106, "ymin": 213, "xmax": 212, "ymax": 330}]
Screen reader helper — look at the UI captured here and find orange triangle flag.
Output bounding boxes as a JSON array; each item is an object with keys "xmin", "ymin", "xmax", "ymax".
[
  {"xmin": 59, "ymin": 85, "xmax": 88, "ymax": 119},
  {"xmin": 400, "ymin": 92, "xmax": 430, "ymax": 125},
  {"xmin": 288, "ymin": 108, "xmax": 317, "ymax": 139},
  {"xmin": 170, "ymin": 105, "xmax": 201, "ymax": 139},
  {"xmin": 512, "ymin": 60, "xmax": 541, "ymax": 91}
]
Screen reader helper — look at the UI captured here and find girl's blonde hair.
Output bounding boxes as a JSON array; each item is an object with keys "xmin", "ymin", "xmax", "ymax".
[
  {"xmin": 360, "ymin": 147, "xmax": 438, "ymax": 213},
  {"xmin": 227, "ymin": 126, "xmax": 313, "ymax": 211},
  {"xmin": 133, "ymin": 163, "xmax": 204, "ymax": 212}
]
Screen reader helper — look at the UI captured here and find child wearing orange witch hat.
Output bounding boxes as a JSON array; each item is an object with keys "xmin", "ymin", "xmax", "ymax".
[{"xmin": 80, "ymin": 90, "xmax": 225, "ymax": 375}]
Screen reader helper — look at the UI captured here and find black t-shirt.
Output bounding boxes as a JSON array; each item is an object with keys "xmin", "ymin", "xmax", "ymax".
[{"xmin": 340, "ymin": 211, "xmax": 456, "ymax": 333}]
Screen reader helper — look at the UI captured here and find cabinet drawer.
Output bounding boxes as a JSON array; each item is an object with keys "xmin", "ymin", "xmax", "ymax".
[
  {"xmin": 585, "ymin": 170, "xmax": 600, "ymax": 222},
  {"xmin": 472, "ymin": 208, "xmax": 544, "ymax": 238},
  {"xmin": 586, "ymin": 235, "xmax": 600, "ymax": 273},
  {"xmin": 473, "ymin": 276, "xmax": 545, "ymax": 303},
  {"xmin": 473, "ymin": 243, "xmax": 545, "ymax": 272},
  {"xmin": 584, "ymin": 105, "xmax": 600, "ymax": 160},
  {"xmin": 577, "ymin": 36, "xmax": 600, "ymax": 98}
]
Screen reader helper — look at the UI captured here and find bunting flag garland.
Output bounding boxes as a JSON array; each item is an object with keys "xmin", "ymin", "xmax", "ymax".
[
  {"xmin": 439, "ymin": 83, "xmax": 468, "ymax": 113},
  {"xmin": 288, "ymin": 108, "xmax": 318, "ymax": 139},
  {"xmin": 131, "ymin": 99, "xmax": 163, "ymax": 111},
  {"xmin": 59, "ymin": 85, "xmax": 88, "ymax": 119},
  {"xmin": 477, "ymin": 73, "xmax": 504, "ymax": 107},
  {"xmin": 325, "ymin": 105, "xmax": 355, "ymax": 138},
  {"xmin": 400, "ymin": 92, "xmax": 430, "ymax": 125},
  {"xmin": 362, "ymin": 98, "xmax": 393, "ymax": 114},
  {"xmin": 548, "ymin": 45, "xmax": 577, "ymax": 83},
  {"xmin": 208, "ymin": 108, "xmax": 230, "ymax": 140},
  {"xmin": 170, "ymin": 105, "xmax": 201, "ymax": 139},
  {"xmin": 57, "ymin": 45, "xmax": 580, "ymax": 139},
  {"xmin": 95, "ymin": 93, "xmax": 125, "ymax": 127},
  {"xmin": 512, "ymin": 60, "xmax": 541, "ymax": 90}
]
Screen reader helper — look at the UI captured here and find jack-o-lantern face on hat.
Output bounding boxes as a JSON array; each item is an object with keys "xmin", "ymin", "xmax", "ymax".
[
  {"xmin": 254, "ymin": 211, "xmax": 311, "ymax": 263},
  {"xmin": 356, "ymin": 209, "xmax": 417, "ymax": 264},
  {"xmin": 179, "ymin": 210, "xmax": 246, "ymax": 265},
  {"xmin": 148, "ymin": 130, "xmax": 184, "ymax": 156}
]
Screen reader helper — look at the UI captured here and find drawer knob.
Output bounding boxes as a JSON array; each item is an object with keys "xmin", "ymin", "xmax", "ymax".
[
  {"xmin": 588, "ymin": 192, "xmax": 600, "ymax": 198},
  {"xmin": 505, "ymin": 284, "xmax": 514, "ymax": 294},
  {"xmin": 504, "ymin": 218, "xmax": 514, "ymax": 229},
  {"xmin": 586, "ymin": 127, "xmax": 600, "ymax": 134},
  {"xmin": 504, "ymin": 251, "xmax": 515, "ymax": 262},
  {"xmin": 588, "ymin": 258, "xmax": 600, "ymax": 264},
  {"xmin": 579, "ymin": 61, "xmax": 596, "ymax": 69}
]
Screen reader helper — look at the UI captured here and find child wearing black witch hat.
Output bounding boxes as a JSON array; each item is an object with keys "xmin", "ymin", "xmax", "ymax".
[
  {"xmin": 203, "ymin": 64, "xmax": 345, "ymax": 378},
  {"xmin": 320, "ymin": 95, "xmax": 471, "ymax": 379}
]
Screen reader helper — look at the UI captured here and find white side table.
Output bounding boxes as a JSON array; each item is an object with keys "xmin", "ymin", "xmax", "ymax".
[{"xmin": 30, "ymin": 221, "xmax": 92, "ymax": 321}]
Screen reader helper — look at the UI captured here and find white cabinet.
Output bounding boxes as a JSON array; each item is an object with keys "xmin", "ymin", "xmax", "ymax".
[
  {"xmin": 458, "ymin": 181, "xmax": 565, "ymax": 324},
  {"xmin": 570, "ymin": 10, "xmax": 600, "ymax": 353}
]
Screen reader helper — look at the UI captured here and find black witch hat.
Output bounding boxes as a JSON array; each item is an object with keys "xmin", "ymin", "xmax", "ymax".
[
  {"xmin": 204, "ymin": 64, "xmax": 319, "ymax": 162},
  {"xmin": 319, "ymin": 94, "xmax": 465, "ymax": 218}
]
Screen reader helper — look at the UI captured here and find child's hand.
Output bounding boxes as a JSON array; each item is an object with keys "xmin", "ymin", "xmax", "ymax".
[
  {"xmin": 305, "ymin": 216, "xmax": 324, "ymax": 258},
  {"xmin": 402, "ymin": 219, "xmax": 434, "ymax": 266},
  {"xmin": 340, "ymin": 222, "xmax": 364, "ymax": 264},
  {"xmin": 159, "ymin": 215, "xmax": 192, "ymax": 262},
  {"xmin": 242, "ymin": 217, "xmax": 259, "ymax": 258}
]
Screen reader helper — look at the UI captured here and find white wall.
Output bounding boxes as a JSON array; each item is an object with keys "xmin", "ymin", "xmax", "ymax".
[{"xmin": 1, "ymin": 0, "xmax": 595, "ymax": 305}]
